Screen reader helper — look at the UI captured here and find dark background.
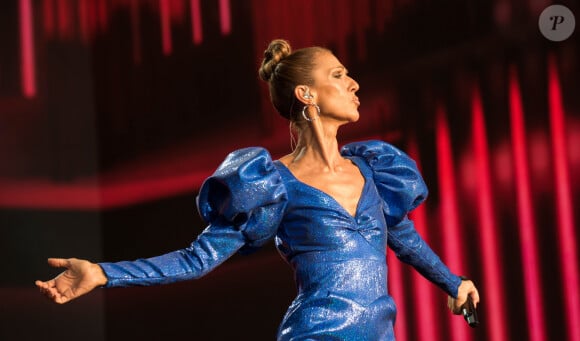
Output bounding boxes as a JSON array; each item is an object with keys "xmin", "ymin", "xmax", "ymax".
[{"xmin": 1, "ymin": 0, "xmax": 579, "ymax": 340}]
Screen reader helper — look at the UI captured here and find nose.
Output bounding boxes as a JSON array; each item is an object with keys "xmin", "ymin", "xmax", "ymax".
[{"xmin": 349, "ymin": 77, "xmax": 359, "ymax": 93}]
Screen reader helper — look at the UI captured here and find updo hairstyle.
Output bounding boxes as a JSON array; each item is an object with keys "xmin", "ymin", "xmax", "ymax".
[{"xmin": 258, "ymin": 39, "xmax": 329, "ymax": 121}]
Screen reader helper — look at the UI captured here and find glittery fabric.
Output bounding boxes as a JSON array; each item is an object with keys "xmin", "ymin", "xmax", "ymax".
[{"xmin": 99, "ymin": 140, "xmax": 461, "ymax": 341}]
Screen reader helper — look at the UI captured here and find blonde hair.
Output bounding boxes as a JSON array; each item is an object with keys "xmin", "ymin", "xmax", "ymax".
[{"xmin": 258, "ymin": 39, "xmax": 329, "ymax": 121}]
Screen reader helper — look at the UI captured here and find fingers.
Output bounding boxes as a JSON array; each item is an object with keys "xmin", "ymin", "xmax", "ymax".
[
  {"xmin": 37, "ymin": 257, "xmax": 99, "ymax": 304},
  {"xmin": 35, "ymin": 279, "xmax": 71, "ymax": 304},
  {"xmin": 47, "ymin": 258, "xmax": 70, "ymax": 269},
  {"xmin": 453, "ymin": 300, "xmax": 463, "ymax": 314},
  {"xmin": 469, "ymin": 287, "xmax": 480, "ymax": 308},
  {"xmin": 37, "ymin": 258, "xmax": 84, "ymax": 304},
  {"xmin": 462, "ymin": 280, "xmax": 480, "ymax": 307},
  {"xmin": 53, "ymin": 293, "xmax": 71, "ymax": 304},
  {"xmin": 36, "ymin": 280, "xmax": 58, "ymax": 302},
  {"xmin": 447, "ymin": 296, "xmax": 463, "ymax": 315},
  {"xmin": 35, "ymin": 279, "xmax": 52, "ymax": 289},
  {"xmin": 447, "ymin": 278, "xmax": 481, "ymax": 316}
]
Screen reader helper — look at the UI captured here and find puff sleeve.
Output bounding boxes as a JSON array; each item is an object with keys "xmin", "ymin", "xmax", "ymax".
[
  {"xmin": 100, "ymin": 147, "xmax": 288, "ymax": 287},
  {"xmin": 341, "ymin": 140, "xmax": 461, "ymax": 297}
]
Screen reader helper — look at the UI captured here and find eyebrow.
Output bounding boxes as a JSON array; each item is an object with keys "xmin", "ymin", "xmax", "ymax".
[{"xmin": 331, "ymin": 66, "xmax": 347, "ymax": 73}]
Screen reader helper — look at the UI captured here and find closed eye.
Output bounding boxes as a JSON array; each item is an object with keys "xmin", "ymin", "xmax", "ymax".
[{"xmin": 331, "ymin": 66, "xmax": 348, "ymax": 79}]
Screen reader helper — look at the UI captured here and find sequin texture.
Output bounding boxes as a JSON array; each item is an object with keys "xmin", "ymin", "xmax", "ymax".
[{"xmin": 99, "ymin": 140, "xmax": 461, "ymax": 340}]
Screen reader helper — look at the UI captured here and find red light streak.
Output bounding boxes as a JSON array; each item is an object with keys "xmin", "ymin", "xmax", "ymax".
[
  {"xmin": 169, "ymin": 0, "xmax": 186, "ymax": 23},
  {"xmin": 78, "ymin": 0, "xmax": 91, "ymax": 44},
  {"xmin": 42, "ymin": 0, "xmax": 55, "ymax": 38},
  {"xmin": 85, "ymin": 0, "xmax": 99, "ymax": 40},
  {"xmin": 528, "ymin": 130, "xmax": 551, "ymax": 192},
  {"xmin": 508, "ymin": 65, "xmax": 546, "ymax": 341},
  {"xmin": 130, "ymin": 0, "xmax": 142, "ymax": 64},
  {"xmin": 547, "ymin": 54, "xmax": 580, "ymax": 341},
  {"xmin": 459, "ymin": 152, "xmax": 478, "ymax": 199},
  {"xmin": 407, "ymin": 139, "xmax": 439, "ymax": 341},
  {"xmin": 493, "ymin": 142, "xmax": 513, "ymax": 188},
  {"xmin": 374, "ymin": 0, "xmax": 393, "ymax": 33},
  {"xmin": 471, "ymin": 83, "xmax": 508, "ymax": 341},
  {"xmin": 57, "ymin": 0, "xmax": 72, "ymax": 39},
  {"xmin": 219, "ymin": 0, "xmax": 231, "ymax": 35},
  {"xmin": 435, "ymin": 103, "xmax": 469, "ymax": 341},
  {"xmin": 97, "ymin": 0, "xmax": 108, "ymax": 32},
  {"xmin": 387, "ymin": 249, "xmax": 408, "ymax": 341},
  {"xmin": 160, "ymin": 0, "xmax": 172, "ymax": 55},
  {"xmin": 0, "ymin": 171, "xmax": 209, "ymax": 210},
  {"xmin": 568, "ymin": 121, "xmax": 580, "ymax": 171},
  {"xmin": 19, "ymin": 0, "xmax": 36, "ymax": 98},
  {"xmin": 190, "ymin": 0, "xmax": 203, "ymax": 44}
]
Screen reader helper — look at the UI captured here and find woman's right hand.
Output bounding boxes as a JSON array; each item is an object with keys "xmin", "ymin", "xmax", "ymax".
[
  {"xmin": 35, "ymin": 258, "xmax": 108, "ymax": 304},
  {"xmin": 447, "ymin": 279, "xmax": 479, "ymax": 314}
]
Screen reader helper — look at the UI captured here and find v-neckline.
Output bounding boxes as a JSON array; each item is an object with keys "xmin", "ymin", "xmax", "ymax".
[{"xmin": 274, "ymin": 157, "xmax": 367, "ymax": 219}]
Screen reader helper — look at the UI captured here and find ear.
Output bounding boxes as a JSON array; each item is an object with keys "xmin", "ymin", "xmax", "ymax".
[{"xmin": 294, "ymin": 85, "xmax": 314, "ymax": 104}]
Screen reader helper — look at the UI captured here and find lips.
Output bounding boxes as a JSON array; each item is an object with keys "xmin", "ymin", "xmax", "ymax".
[{"xmin": 353, "ymin": 97, "xmax": 360, "ymax": 106}]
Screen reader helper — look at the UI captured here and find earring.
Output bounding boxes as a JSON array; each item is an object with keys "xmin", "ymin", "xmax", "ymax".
[{"xmin": 301, "ymin": 103, "xmax": 320, "ymax": 122}]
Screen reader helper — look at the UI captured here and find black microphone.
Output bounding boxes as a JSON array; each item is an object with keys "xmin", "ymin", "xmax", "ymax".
[{"xmin": 461, "ymin": 295, "xmax": 479, "ymax": 328}]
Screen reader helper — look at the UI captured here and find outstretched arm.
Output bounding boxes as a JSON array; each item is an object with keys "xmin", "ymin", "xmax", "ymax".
[
  {"xmin": 35, "ymin": 258, "xmax": 107, "ymax": 304},
  {"xmin": 35, "ymin": 147, "xmax": 286, "ymax": 302}
]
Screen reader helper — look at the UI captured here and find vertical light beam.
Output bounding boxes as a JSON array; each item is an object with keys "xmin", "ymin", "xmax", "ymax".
[
  {"xmin": 407, "ymin": 139, "xmax": 440, "ymax": 341},
  {"xmin": 56, "ymin": 0, "xmax": 72, "ymax": 39},
  {"xmin": 435, "ymin": 102, "xmax": 469, "ymax": 341},
  {"xmin": 19, "ymin": 0, "xmax": 36, "ymax": 98},
  {"xmin": 508, "ymin": 65, "xmax": 546, "ymax": 341},
  {"xmin": 548, "ymin": 54, "xmax": 580, "ymax": 341},
  {"xmin": 130, "ymin": 0, "xmax": 142, "ymax": 64},
  {"xmin": 97, "ymin": 0, "xmax": 108, "ymax": 32},
  {"xmin": 160, "ymin": 0, "xmax": 172, "ymax": 55},
  {"xmin": 43, "ymin": 0, "xmax": 55, "ymax": 38},
  {"xmin": 472, "ymin": 83, "xmax": 508, "ymax": 341},
  {"xmin": 190, "ymin": 0, "xmax": 203, "ymax": 44},
  {"xmin": 78, "ymin": 0, "xmax": 91, "ymax": 44},
  {"xmin": 387, "ymin": 249, "xmax": 408, "ymax": 341},
  {"xmin": 219, "ymin": 0, "xmax": 231, "ymax": 35}
]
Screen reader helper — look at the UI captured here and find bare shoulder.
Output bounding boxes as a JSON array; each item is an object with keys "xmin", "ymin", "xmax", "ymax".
[{"xmin": 277, "ymin": 154, "xmax": 294, "ymax": 167}]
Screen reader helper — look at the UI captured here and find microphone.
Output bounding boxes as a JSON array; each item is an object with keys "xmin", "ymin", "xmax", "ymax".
[{"xmin": 462, "ymin": 295, "xmax": 479, "ymax": 328}]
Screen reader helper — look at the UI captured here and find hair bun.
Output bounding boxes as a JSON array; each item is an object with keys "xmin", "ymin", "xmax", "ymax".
[{"xmin": 258, "ymin": 39, "xmax": 292, "ymax": 82}]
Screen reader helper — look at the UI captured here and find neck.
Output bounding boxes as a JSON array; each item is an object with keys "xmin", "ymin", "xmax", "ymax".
[{"xmin": 292, "ymin": 118, "xmax": 344, "ymax": 171}]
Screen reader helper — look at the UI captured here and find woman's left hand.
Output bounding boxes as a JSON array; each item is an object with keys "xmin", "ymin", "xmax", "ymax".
[{"xmin": 448, "ymin": 278, "xmax": 479, "ymax": 314}]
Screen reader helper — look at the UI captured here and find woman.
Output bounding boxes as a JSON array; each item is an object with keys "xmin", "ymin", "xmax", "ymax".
[{"xmin": 36, "ymin": 39, "xmax": 479, "ymax": 340}]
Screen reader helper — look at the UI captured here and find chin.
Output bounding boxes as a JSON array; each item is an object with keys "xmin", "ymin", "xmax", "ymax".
[{"xmin": 349, "ymin": 111, "xmax": 360, "ymax": 122}]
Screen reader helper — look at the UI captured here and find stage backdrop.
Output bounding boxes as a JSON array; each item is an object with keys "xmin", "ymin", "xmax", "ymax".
[{"xmin": 1, "ymin": 1, "xmax": 578, "ymax": 340}]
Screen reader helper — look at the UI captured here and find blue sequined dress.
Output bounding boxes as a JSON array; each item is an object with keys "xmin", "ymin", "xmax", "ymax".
[{"xmin": 99, "ymin": 140, "xmax": 461, "ymax": 340}]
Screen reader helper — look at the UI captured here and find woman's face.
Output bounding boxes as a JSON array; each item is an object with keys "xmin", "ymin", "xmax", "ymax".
[{"xmin": 309, "ymin": 52, "xmax": 360, "ymax": 123}]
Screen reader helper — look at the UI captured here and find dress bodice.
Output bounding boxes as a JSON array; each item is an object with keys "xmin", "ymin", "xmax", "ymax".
[{"xmin": 273, "ymin": 156, "xmax": 387, "ymax": 264}]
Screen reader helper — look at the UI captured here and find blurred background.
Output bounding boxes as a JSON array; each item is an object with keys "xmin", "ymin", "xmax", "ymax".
[{"xmin": 1, "ymin": 0, "xmax": 579, "ymax": 340}]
